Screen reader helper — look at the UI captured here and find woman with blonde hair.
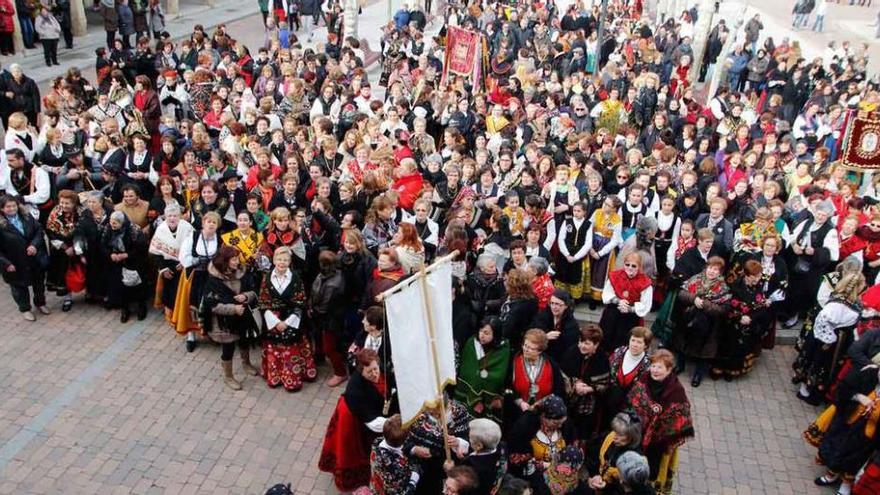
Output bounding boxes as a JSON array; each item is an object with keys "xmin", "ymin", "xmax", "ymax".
[
  {"xmin": 4, "ymin": 112, "xmax": 39, "ymax": 162},
  {"xmin": 258, "ymin": 245, "xmax": 317, "ymax": 392},
  {"xmin": 174, "ymin": 210, "xmax": 222, "ymax": 350}
]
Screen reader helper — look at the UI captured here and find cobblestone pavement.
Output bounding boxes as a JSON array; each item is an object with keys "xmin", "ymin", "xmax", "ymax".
[{"xmin": 0, "ymin": 291, "xmax": 831, "ymax": 494}]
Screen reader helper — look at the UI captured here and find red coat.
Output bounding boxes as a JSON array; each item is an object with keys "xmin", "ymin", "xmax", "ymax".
[{"xmin": 0, "ymin": 0, "xmax": 14, "ymax": 33}]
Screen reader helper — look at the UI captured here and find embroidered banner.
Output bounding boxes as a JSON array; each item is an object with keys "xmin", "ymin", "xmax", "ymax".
[
  {"xmin": 841, "ymin": 111, "xmax": 880, "ymax": 170},
  {"xmin": 444, "ymin": 26, "xmax": 481, "ymax": 80}
]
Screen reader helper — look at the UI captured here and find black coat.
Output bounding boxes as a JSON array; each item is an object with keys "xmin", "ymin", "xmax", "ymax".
[
  {"xmin": 531, "ymin": 307, "xmax": 580, "ymax": 362},
  {"xmin": 498, "ymin": 297, "xmax": 539, "ymax": 349},
  {"xmin": 6, "ymin": 75, "xmax": 41, "ymax": 119},
  {"xmin": 0, "ymin": 209, "xmax": 48, "ymax": 285}
]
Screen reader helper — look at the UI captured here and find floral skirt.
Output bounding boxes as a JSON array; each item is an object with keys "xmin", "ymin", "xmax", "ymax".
[{"xmin": 262, "ymin": 340, "xmax": 318, "ymax": 391}]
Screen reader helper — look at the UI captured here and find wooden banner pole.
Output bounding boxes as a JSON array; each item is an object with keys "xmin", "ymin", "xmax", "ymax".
[{"xmin": 418, "ymin": 262, "xmax": 452, "ymax": 463}]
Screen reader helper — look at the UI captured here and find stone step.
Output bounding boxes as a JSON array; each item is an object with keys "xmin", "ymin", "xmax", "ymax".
[{"xmin": 572, "ymin": 304, "xmax": 800, "ymax": 346}]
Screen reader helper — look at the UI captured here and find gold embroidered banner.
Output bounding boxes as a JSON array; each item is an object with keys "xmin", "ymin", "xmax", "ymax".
[{"xmin": 841, "ymin": 111, "xmax": 880, "ymax": 170}]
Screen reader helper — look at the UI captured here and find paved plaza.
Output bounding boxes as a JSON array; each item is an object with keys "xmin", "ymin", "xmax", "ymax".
[{"xmin": 0, "ymin": 291, "xmax": 832, "ymax": 494}]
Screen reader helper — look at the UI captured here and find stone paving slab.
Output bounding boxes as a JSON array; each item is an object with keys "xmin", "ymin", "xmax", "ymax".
[{"xmin": 0, "ymin": 288, "xmax": 832, "ymax": 494}]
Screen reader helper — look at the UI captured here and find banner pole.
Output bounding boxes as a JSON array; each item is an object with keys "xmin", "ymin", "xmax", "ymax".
[
  {"xmin": 417, "ymin": 264, "xmax": 453, "ymax": 463},
  {"xmin": 375, "ymin": 250, "xmax": 460, "ymax": 302}
]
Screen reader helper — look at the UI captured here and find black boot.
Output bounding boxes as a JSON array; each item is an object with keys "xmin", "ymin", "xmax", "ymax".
[
  {"xmin": 136, "ymin": 302, "xmax": 147, "ymax": 321},
  {"xmin": 186, "ymin": 339, "xmax": 197, "ymax": 352},
  {"xmin": 675, "ymin": 353, "xmax": 687, "ymax": 374},
  {"xmin": 120, "ymin": 307, "xmax": 130, "ymax": 323},
  {"xmin": 691, "ymin": 360, "xmax": 705, "ymax": 387}
]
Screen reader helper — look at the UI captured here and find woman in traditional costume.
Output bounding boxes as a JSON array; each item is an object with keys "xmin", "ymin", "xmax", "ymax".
[
  {"xmin": 747, "ymin": 235, "xmax": 788, "ymax": 348},
  {"xmin": 319, "ymin": 349, "xmax": 395, "ymax": 493},
  {"xmin": 782, "ymin": 199, "xmax": 840, "ymax": 329},
  {"xmin": 507, "ymin": 395, "xmax": 577, "ymax": 488},
  {"xmin": 560, "ymin": 323, "xmax": 611, "ymax": 443},
  {"xmin": 258, "ymin": 246, "xmax": 317, "ymax": 392},
  {"xmin": 587, "ymin": 195, "xmax": 622, "ymax": 308},
  {"xmin": 45, "ymin": 190, "xmax": 81, "ymax": 312},
  {"xmin": 553, "ymin": 201, "xmax": 593, "ymax": 300},
  {"xmin": 606, "ymin": 326, "xmax": 652, "ymax": 420},
  {"xmin": 806, "ymin": 364, "xmax": 880, "ymax": 495},
  {"xmin": 627, "ymin": 350, "xmax": 694, "ymax": 495},
  {"xmin": 405, "ymin": 398, "xmax": 471, "ymax": 495},
  {"xmin": 651, "ymin": 195, "xmax": 680, "ymax": 305},
  {"xmin": 188, "ymin": 179, "xmax": 231, "ymax": 232},
  {"xmin": 671, "ymin": 256, "xmax": 731, "ymax": 387},
  {"xmin": 221, "ymin": 210, "xmax": 264, "ymax": 276},
  {"xmin": 174, "ymin": 210, "xmax": 221, "ymax": 351},
  {"xmin": 199, "ymin": 246, "xmax": 259, "ymax": 390},
  {"xmin": 600, "ymin": 252, "xmax": 653, "ymax": 351},
  {"xmin": 711, "ymin": 260, "xmax": 774, "ymax": 380},
  {"xmin": 101, "ymin": 210, "xmax": 149, "ymax": 323},
  {"xmin": 507, "ymin": 329, "xmax": 566, "ymax": 425},
  {"xmin": 793, "ymin": 272, "xmax": 866, "ymax": 405},
  {"xmin": 455, "ymin": 317, "xmax": 511, "ymax": 424},
  {"xmin": 74, "ymin": 191, "xmax": 113, "ymax": 305},
  {"xmin": 587, "ymin": 412, "xmax": 644, "ymax": 494},
  {"xmin": 148, "ymin": 204, "xmax": 193, "ymax": 323},
  {"xmin": 259, "ymin": 207, "xmax": 307, "ymax": 273}
]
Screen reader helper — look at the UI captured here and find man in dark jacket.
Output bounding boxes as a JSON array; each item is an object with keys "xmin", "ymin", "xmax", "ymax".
[{"xmin": 0, "ymin": 195, "xmax": 49, "ymax": 321}]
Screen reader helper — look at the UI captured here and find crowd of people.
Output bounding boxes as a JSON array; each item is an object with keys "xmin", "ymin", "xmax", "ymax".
[{"xmin": 1, "ymin": 0, "xmax": 880, "ymax": 493}]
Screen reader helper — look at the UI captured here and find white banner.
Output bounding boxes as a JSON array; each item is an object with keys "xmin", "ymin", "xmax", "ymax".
[{"xmin": 384, "ymin": 261, "xmax": 456, "ymax": 425}]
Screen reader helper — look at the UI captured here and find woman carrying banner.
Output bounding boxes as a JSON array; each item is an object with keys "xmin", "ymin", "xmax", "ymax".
[{"xmin": 319, "ymin": 349, "xmax": 396, "ymax": 493}]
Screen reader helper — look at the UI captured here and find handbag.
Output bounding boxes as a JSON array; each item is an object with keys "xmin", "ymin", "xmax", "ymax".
[{"xmin": 121, "ymin": 267, "xmax": 142, "ymax": 287}]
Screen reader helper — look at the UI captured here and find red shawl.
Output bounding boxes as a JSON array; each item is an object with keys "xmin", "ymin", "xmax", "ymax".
[
  {"xmin": 628, "ymin": 374, "xmax": 694, "ymax": 452},
  {"xmin": 608, "ymin": 269, "xmax": 652, "ymax": 305}
]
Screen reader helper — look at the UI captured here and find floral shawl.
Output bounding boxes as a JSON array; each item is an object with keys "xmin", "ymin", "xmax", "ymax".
[
  {"xmin": 682, "ymin": 272, "xmax": 731, "ymax": 305},
  {"xmin": 628, "ymin": 374, "xmax": 695, "ymax": 453}
]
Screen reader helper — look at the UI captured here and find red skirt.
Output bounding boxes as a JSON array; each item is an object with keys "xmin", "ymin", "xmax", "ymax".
[
  {"xmin": 855, "ymin": 459, "xmax": 880, "ymax": 495},
  {"xmin": 261, "ymin": 341, "xmax": 317, "ymax": 391},
  {"xmin": 318, "ymin": 396, "xmax": 374, "ymax": 492}
]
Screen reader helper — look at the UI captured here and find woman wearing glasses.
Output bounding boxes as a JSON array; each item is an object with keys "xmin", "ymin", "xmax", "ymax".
[{"xmin": 599, "ymin": 252, "xmax": 653, "ymax": 351}]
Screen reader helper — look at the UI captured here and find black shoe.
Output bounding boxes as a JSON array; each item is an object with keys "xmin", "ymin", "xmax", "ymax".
[
  {"xmin": 814, "ymin": 475, "xmax": 839, "ymax": 486},
  {"xmin": 61, "ymin": 300, "xmax": 73, "ymax": 312},
  {"xmin": 186, "ymin": 340, "xmax": 196, "ymax": 353},
  {"xmin": 137, "ymin": 303, "xmax": 147, "ymax": 321},
  {"xmin": 120, "ymin": 309, "xmax": 130, "ymax": 323},
  {"xmin": 724, "ymin": 375, "xmax": 733, "ymax": 382},
  {"xmin": 588, "ymin": 300, "xmax": 597, "ymax": 310},
  {"xmin": 691, "ymin": 375, "xmax": 702, "ymax": 387}
]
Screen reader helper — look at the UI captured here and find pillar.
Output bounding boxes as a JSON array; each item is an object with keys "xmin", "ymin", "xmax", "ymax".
[
  {"xmin": 688, "ymin": 0, "xmax": 714, "ymax": 82},
  {"xmin": 344, "ymin": 0, "xmax": 358, "ymax": 40},
  {"xmin": 165, "ymin": 0, "xmax": 178, "ymax": 16},
  {"xmin": 71, "ymin": 0, "xmax": 87, "ymax": 37}
]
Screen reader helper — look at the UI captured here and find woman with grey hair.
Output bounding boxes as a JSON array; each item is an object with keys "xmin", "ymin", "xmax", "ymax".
[
  {"xmin": 589, "ymin": 412, "xmax": 644, "ymax": 493},
  {"xmin": 617, "ymin": 451, "xmax": 654, "ymax": 494},
  {"xmin": 463, "ymin": 418, "xmax": 505, "ymax": 494},
  {"xmin": 100, "ymin": 210, "xmax": 149, "ymax": 322},
  {"xmin": 74, "ymin": 191, "xmax": 113, "ymax": 305},
  {"xmin": 148, "ymin": 203, "xmax": 194, "ymax": 322}
]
